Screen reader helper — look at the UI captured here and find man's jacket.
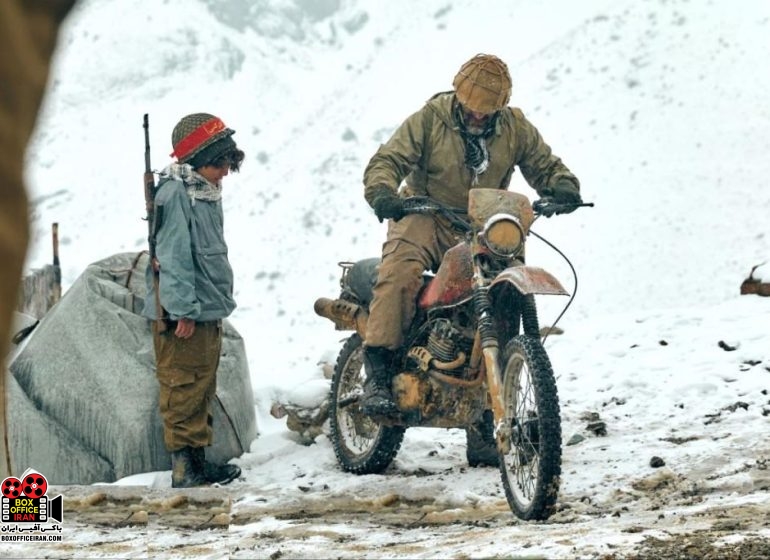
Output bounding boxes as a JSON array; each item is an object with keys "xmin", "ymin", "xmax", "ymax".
[
  {"xmin": 143, "ymin": 174, "xmax": 236, "ymax": 322},
  {"xmin": 364, "ymin": 91, "xmax": 579, "ymax": 209}
]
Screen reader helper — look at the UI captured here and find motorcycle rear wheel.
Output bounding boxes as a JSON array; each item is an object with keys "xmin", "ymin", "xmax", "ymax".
[
  {"xmin": 499, "ymin": 334, "xmax": 562, "ymax": 520},
  {"xmin": 328, "ymin": 334, "xmax": 405, "ymax": 474}
]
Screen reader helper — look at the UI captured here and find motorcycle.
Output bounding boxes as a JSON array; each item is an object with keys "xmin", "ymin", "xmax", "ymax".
[{"xmin": 314, "ymin": 188, "xmax": 590, "ymax": 520}]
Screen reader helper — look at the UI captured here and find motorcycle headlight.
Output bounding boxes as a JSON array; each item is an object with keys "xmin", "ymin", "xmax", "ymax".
[{"xmin": 481, "ymin": 214, "xmax": 524, "ymax": 257}]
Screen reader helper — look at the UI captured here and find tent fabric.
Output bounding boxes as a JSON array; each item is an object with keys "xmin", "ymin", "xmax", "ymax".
[{"xmin": 8, "ymin": 252, "xmax": 257, "ymax": 484}]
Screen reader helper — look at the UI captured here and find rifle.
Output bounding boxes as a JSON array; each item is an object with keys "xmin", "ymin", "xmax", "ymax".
[
  {"xmin": 143, "ymin": 114, "xmax": 166, "ymax": 333},
  {"xmin": 52, "ymin": 222, "xmax": 61, "ymax": 303}
]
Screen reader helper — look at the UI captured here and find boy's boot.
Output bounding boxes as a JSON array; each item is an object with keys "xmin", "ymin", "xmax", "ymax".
[{"xmin": 171, "ymin": 446, "xmax": 207, "ymax": 488}]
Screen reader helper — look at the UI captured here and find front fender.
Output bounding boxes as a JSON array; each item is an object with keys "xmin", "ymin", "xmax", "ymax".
[{"xmin": 489, "ymin": 266, "xmax": 569, "ymax": 296}]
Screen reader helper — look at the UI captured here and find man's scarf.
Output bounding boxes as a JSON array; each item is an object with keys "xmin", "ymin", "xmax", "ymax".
[
  {"xmin": 455, "ymin": 105, "xmax": 497, "ymax": 185},
  {"xmin": 159, "ymin": 163, "xmax": 222, "ymax": 204}
]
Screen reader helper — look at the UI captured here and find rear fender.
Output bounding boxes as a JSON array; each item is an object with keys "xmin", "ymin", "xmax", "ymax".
[{"xmin": 489, "ymin": 266, "xmax": 569, "ymax": 296}]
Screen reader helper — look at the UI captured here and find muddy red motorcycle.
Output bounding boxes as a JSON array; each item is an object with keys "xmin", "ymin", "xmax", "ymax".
[{"xmin": 314, "ymin": 188, "xmax": 589, "ymax": 520}]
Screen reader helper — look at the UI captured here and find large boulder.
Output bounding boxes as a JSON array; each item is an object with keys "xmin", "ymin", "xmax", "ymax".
[{"xmin": 7, "ymin": 252, "xmax": 257, "ymax": 484}]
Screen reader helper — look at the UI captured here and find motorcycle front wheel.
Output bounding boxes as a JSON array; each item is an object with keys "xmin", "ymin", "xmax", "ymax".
[
  {"xmin": 328, "ymin": 334, "xmax": 405, "ymax": 474},
  {"xmin": 498, "ymin": 334, "xmax": 562, "ymax": 520}
]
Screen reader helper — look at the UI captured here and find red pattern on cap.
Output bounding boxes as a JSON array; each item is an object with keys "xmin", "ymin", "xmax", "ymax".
[{"xmin": 170, "ymin": 117, "xmax": 227, "ymax": 160}]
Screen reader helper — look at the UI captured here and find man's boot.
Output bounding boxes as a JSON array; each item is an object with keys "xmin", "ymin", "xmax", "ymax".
[
  {"xmin": 466, "ymin": 410, "xmax": 500, "ymax": 468},
  {"xmin": 199, "ymin": 448, "xmax": 242, "ymax": 485},
  {"xmin": 361, "ymin": 346, "xmax": 398, "ymax": 416},
  {"xmin": 171, "ymin": 446, "xmax": 207, "ymax": 488}
]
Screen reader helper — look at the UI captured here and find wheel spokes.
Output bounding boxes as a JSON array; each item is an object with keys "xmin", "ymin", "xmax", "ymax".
[
  {"xmin": 498, "ymin": 337, "xmax": 561, "ymax": 520},
  {"xmin": 504, "ymin": 355, "xmax": 541, "ymax": 505},
  {"xmin": 338, "ymin": 351, "xmax": 379, "ymax": 453}
]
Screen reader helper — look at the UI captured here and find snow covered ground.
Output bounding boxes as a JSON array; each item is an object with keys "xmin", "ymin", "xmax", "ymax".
[{"xmin": 6, "ymin": 0, "xmax": 770, "ymax": 557}]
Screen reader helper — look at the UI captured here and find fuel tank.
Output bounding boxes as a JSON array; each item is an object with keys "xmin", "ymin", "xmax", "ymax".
[{"xmin": 418, "ymin": 243, "xmax": 474, "ymax": 309}]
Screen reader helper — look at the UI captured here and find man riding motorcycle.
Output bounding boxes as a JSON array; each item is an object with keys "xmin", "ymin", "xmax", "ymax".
[{"xmin": 361, "ymin": 53, "xmax": 582, "ymax": 465}]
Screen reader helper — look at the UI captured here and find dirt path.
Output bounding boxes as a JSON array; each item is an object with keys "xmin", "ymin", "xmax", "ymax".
[{"xmin": 3, "ymin": 480, "xmax": 765, "ymax": 559}]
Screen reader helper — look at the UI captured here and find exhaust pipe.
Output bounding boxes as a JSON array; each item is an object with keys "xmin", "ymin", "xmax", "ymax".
[{"xmin": 314, "ymin": 297, "xmax": 368, "ymax": 338}]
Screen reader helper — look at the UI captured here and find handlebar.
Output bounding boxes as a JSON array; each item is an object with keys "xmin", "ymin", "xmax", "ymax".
[
  {"xmin": 401, "ymin": 195, "xmax": 593, "ymax": 228},
  {"xmin": 402, "ymin": 197, "xmax": 471, "ymax": 232},
  {"xmin": 532, "ymin": 198, "xmax": 594, "ymax": 217}
]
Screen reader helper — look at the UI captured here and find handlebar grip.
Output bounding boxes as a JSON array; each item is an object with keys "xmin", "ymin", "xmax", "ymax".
[{"xmin": 533, "ymin": 198, "xmax": 593, "ymax": 217}]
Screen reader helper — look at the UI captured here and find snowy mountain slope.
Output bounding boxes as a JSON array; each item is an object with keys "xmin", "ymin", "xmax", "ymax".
[
  {"xmin": 241, "ymin": 0, "xmax": 770, "ymax": 380},
  {"xmin": 9, "ymin": 0, "xmax": 770, "ymax": 557},
  {"xmin": 23, "ymin": 0, "xmax": 770, "ymax": 410},
  {"xmin": 26, "ymin": 0, "xmax": 626, "ymax": 378},
  {"xmin": 513, "ymin": 0, "xmax": 770, "ymax": 321}
]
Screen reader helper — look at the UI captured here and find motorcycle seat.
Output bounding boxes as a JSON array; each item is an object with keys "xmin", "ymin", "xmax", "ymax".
[
  {"xmin": 343, "ymin": 258, "xmax": 380, "ymax": 306},
  {"xmin": 343, "ymin": 258, "xmax": 433, "ymax": 307}
]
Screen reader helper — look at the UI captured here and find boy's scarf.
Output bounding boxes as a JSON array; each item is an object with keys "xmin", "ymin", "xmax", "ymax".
[{"xmin": 159, "ymin": 163, "xmax": 222, "ymax": 204}]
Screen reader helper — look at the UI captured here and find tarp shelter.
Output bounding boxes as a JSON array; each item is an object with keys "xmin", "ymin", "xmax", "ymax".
[{"xmin": 7, "ymin": 252, "xmax": 257, "ymax": 484}]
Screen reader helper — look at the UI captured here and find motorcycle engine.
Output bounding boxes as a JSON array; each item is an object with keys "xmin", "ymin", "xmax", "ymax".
[{"xmin": 427, "ymin": 318, "xmax": 464, "ymax": 363}]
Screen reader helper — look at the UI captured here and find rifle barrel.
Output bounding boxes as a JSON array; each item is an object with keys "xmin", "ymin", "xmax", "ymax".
[
  {"xmin": 142, "ymin": 113, "xmax": 167, "ymax": 331},
  {"xmin": 143, "ymin": 113, "xmax": 150, "ymax": 171}
]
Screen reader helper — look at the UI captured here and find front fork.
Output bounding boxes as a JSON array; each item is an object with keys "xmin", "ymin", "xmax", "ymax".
[{"xmin": 470, "ymin": 258, "xmax": 511, "ymax": 454}]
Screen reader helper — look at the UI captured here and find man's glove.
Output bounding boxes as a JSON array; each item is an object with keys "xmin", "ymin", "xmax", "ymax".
[
  {"xmin": 370, "ymin": 188, "xmax": 405, "ymax": 223},
  {"xmin": 541, "ymin": 181, "xmax": 582, "ymax": 214}
]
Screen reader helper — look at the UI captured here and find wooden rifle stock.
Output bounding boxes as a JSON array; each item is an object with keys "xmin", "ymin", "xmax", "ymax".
[
  {"xmin": 52, "ymin": 222, "xmax": 61, "ymax": 302},
  {"xmin": 143, "ymin": 114, "xmax": 166, "ymax": 333}
]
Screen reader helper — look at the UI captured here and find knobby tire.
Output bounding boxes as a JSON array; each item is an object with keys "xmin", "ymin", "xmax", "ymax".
[
  {"xmin": 328, "ymin": 334, "xmax": 405, "ymax": 474},
  {"xmin": 499, "ymin": 334, "xmax": 562, "ymax": 520}
]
